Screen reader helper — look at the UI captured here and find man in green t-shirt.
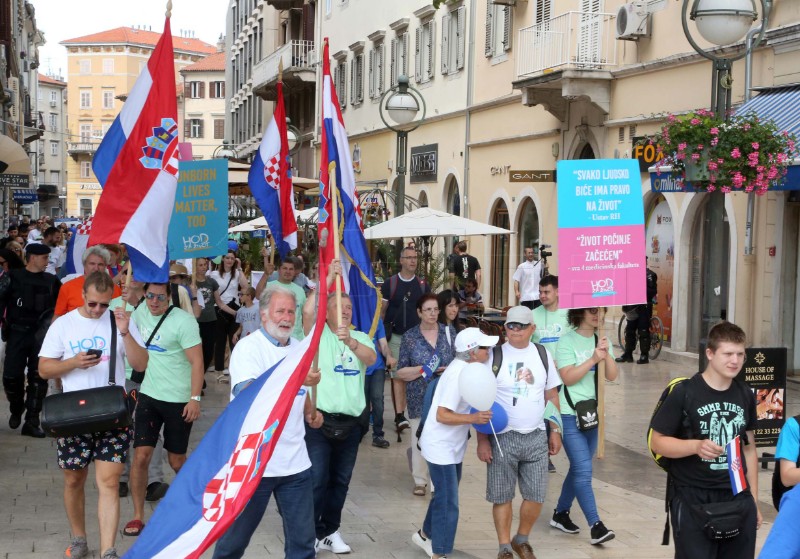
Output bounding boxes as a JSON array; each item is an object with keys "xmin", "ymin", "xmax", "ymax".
[
  {"xmin": 268, "ymin": 257, "xmax": 307, "ymax": 341},
  {"xmin": 301, "ymin": 264, "xmax": 376, "ymax": 554},
  {"xmin": 532, "ymin": 275, "xmax": 571, "ymax": 361},
  {"xmin": 124, "ymin": 282, "xmax": 203, "ymax": 538}
]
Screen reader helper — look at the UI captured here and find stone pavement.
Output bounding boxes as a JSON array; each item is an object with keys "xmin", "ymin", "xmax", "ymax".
[{"xmin": 0, "ymin": 348, "xmax": 792, "ymax": 559}]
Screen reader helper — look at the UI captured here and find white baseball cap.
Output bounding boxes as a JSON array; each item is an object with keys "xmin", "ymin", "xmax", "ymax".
[
  {"xmin": 505, "ymin": 306, "xmax": 533, "ymax": 325},
  {"xmin": 454, "ymin": 327, "xmax": 499, "ymax": 352}
]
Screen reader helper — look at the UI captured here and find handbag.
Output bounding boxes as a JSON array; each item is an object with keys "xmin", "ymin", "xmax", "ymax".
[
  {"xmin": 129, "ymin": 306, "xmax": 173, "ymax": 384},
  {"xmin": 563, "ymin": 334, "xmax": 600, "ymax": 431},
  {"xmin": 689, "ymin": 499, "xmax": 748, "ymax": 540},
  {"xmin": 41, "ymin": 313, "xmax": 130, "ymax": 438},
  {"xmin": 215, "ymin": 273, "xmax": 240, "ymax": 321},
  {"xmin": 319, "ymin": 411, "xmax": 360, "ymax": 441}
]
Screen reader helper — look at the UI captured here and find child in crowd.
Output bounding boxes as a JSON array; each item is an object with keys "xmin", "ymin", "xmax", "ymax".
[{"xmin": 233, "ymin": 287, "xmax": 260, "ymax": 344}]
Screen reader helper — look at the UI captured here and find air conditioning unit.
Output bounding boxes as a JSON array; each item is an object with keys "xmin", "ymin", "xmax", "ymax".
[
  {"xmin": 49, "ymin": 100, "xmax": 57, "ymax": 107},
  {"xmin": 616, "ymin": 1, "xmax": 649, "ymax": 40}
]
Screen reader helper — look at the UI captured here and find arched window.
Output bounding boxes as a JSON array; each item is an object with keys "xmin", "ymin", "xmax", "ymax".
[
  {"xmin": 490, "ymin": 199, "xmax": 510, "ymax": 308},
  {"xmin": 517, "ymin": 198, "xmax": 540, "ymax": 260}
]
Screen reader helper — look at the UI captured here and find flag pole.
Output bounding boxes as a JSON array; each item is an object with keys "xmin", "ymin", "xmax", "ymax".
[
  {"xmin": 329, "ymin": 161, "xmax": 343, "ymax": 330},
  {"xmin": 191, "ymin": 258, "xmax": 197, "ymax": 287},
  {"xmin": 596, "ymin": 307, "xmax": 606, "ymax": 459},
  {"xmin": 125, "ymin": 250, "xmax": 133, "ymax": 291},
  {"xmin": 165, "ymin": 0, "xmax": 172, "ymax": 18}
]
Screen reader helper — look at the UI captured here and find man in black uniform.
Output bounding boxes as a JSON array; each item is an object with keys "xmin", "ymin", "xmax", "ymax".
[
  {"xmin": 449, "ymin": 240, "xmax": 482, "ymax": 291},
  {"xmin": 617, "ymin": 258, "xmax": 658, "ymax": 364},
  {"xmin": 1, "ymin": 243, "xmax": 61, "ymax": 437}
]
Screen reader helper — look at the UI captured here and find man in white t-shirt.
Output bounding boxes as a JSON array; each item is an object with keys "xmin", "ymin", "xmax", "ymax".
[
  {"xmin": 39, "ymin": 271, "xmax": 149, "ymax": 559},
  {"xmin": 512, "ymin": 247, "xmax": 544, "ymax": 309},
  {"xmin": 477, "ymin": 306, "xmax": 562, "ymax": 559},
  {"xmin": 212, "ymin": 283, "xmax": 321, "ymax": 559}
]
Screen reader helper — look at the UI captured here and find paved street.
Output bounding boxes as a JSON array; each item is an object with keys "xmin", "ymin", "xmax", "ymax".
[{"xmin": 0, "ymin": 346, "xmax": 791, "ymax": 559}]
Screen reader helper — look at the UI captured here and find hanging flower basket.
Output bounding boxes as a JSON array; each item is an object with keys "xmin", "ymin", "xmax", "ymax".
[{"xmin": 653, "ymin": 108, "xmax": 798, "ymax": 194}]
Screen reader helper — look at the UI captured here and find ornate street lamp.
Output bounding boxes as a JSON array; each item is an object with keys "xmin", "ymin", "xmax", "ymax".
[
  {"xmin": 681, "ymin": 0, "xmax": 769, "ymax": 349},
  {"xmin": 286, "ymin": 117, "xmax": 301, "ymax": 156},
  {"xmin": 212, "ymin": 140, "xmax": 237, "ymax": 159},
  {"xmin": 378, "ymin": 75, "xmax": 426, "ymax": 219}
]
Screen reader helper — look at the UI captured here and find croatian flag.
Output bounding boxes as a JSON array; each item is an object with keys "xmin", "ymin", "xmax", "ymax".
[
  {"xmin": 248, "ymin": 81, "xmax": 297, "ymax": 259},
  {"xmin": 124, "ymin": 246, "xmax": 331, "ymax": 558},
  {"xmin": 319, "ymin": 38, "xmax": 381, "ymax": 336},
  {"xmin": 88, "ymin": 16, "xmax": 178, "ymax": 282},
  {"xmin": 726, "ymin": 435, "xmax": 748, "ymax": 495},
  {"xmin": 63, "ymin": 218, "xmax": 92, "ymax": 276}
]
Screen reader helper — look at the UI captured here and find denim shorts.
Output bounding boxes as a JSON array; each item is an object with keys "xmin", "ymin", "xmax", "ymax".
[{"xmin": 56, "ymin": 427, "xmax": 131, "ymax": 470}]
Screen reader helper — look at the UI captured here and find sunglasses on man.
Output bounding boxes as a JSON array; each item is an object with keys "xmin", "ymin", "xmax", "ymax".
[
  {"xmin": 505, "ymin": 322, "xmax": 531, "ymax": 331},
  {"xmin": 145, "ymin": 292, "xmax": 168, "ymax": 302}
]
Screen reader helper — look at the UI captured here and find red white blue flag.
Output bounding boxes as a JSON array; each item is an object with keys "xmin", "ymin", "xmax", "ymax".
[
  {"xmin": 123, "ymin": 243, "xmax": 331, "ymax": 559},
  {"xmin": 89, "ymin": 17, "xmax": 178, "ymax": 282},
  {"xmin": 63, "ymin": 218, "xmax": 92, "ymax": 276},
  {"xmin": 319, "ymin": 38, "xmax": 380, "ymax": 336},
  {"xmin": 726, "ymin": 435, "xmax": 748, "ymax": 495},
  {"xmin": 248, "ymin": 81, "xmax": 297, "ymax": 259}
]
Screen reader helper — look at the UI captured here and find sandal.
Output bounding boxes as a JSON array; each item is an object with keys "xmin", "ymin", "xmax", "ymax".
[
  {"xmin": 123, "ymin": 519, "xmax": 145, "ymax": 537},
  {"xmin": 413, "ymin": 485, "xmax": 426, "ymax": 496}
]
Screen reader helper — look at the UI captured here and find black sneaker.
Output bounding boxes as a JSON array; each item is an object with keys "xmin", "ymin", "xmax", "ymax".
[
  {"xmin": 615, "ymin": 354, "xmax": 634, "ymax": 363},
  {"xmin": 145, "ymin": 481, "xmax": 169, "ymax": 502},
  {"xmin": 550, "ymin": 510, "xmax": 580, "ymax": 534},
  {"xmin": 372, "ymin": 436, "xmax": 390, "ymax": 448},
  {"xmin": 118, "ymin": 481, "xmax": 129, "ymax": 498},
  {"xmin": 590, "ymin": 521, "xmax": 615, "ymax": 545},
  {"xmin": 8, "ymin": 413, "xmax": 21, "ymax": 429},
  {"xmin": 21, "ymin": 420, "xmax": 45, "ymax": 438},
  {"xmin": 395, "ymin": 414, "xmax": 410, "ymax": 431}
]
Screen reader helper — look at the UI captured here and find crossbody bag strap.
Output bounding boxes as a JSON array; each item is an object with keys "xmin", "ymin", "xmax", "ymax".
[
  {"xmin": 563, "ymin": 334, "xmax": 599, "ymax": 409},
  {"xmin": 108, "ymin": 312, "xmax": 117, "ymax": 386},
  {"xmin": 145, "ymin": 306, "xmax": 174, "ymax": 348}
]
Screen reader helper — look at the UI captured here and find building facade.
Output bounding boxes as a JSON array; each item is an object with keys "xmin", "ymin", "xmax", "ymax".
[
  {"xmin": 60, "ymin": 26, "xmax": 215, "ymax": 217},
  {"xmin": 230, "ymin": 1, "xmax": 800, "ymax": 367},
  {"xmin": 34, "ymin": 73, "xmax": 66, "ymax": 217},
  {"xmin": 180, "ymin": 47, "xmax": 227, "ymax": 160}
]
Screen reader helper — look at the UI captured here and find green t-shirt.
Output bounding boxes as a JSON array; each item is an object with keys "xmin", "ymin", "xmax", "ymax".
[
  {"xmin": 109, "ymin": 297, "xmax": 136, "ymax": 380},
  {"xmin": 132, "ymin": 304, "xmax": 202, "ymax": 403},
  {"xmin": 316, "ymin": 325, "xmax": 375, "ymax": 417},
  {"xmin": 267, "ymin": 280, "xmax": 306, "ymax": 340},
  {"xmin": 532, "ymin": 307, "xmax": 572, "ymax": 358},
  {"xmin": 555, "ymin": 329, "xmax": 615, "ymax": 415}
]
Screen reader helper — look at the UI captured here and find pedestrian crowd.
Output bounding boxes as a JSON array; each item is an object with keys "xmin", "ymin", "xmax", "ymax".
[{"xmin": 0, "ymin": 227, "xmax": 793, "ymax": 559}]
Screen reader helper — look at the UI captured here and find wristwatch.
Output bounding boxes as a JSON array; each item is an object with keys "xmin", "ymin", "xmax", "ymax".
[{"xmin": 190, "ymin": 395, "xmax": 202, "ymax": 402}]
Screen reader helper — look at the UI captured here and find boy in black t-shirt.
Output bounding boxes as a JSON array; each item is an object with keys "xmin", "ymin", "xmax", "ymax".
[{"xmin": 650, "ymin": 322, "xmax": 760, "ymax": 559}]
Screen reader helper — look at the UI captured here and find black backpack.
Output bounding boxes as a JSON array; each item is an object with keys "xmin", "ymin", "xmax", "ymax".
[{"xmin": 771, "ymin": 415, "xmax": 800, "ymax": 511}]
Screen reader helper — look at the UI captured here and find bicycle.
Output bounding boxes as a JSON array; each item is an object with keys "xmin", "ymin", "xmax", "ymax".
[{"xmin": 617, "ymin": 313, "xmax": 664, "ymax": 360}]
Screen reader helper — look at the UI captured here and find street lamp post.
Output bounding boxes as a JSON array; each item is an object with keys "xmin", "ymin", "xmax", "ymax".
[
  {"xmin": 212, "ymin": 140, "xmax": 237, "ymax": 159},
  {"xmin": 378, "ymin": 76, "xmax": 426, "ymax": 220},
  {"xmin": 681, "ymin": 0, "xmax": 769, "ymax": 348}
]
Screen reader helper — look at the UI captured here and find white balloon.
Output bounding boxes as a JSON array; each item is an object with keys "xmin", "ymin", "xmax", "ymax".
[{"xmin": 458, "ymin": 362, "xmax": 497, "ymax": 411}]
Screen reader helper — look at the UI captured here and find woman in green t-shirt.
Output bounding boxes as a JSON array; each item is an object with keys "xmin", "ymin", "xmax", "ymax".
[{"xmin": 551, "ymin": 307, "xmax": 619, "ymax": 546}]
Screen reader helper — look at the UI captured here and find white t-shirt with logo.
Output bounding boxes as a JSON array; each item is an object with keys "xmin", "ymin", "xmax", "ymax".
[
  {"xmin": 229, "ymin": 330, "xmax": 311, "ymax": 478},
  {"xmin": 495, "ymin": 342, "xmax": 560, "ymax": 433},
  {"xmin": 420, "ymin": 359, "xmax": 472, "ymax": 466},
  {"xmin": 39, "ymin": 308, "xmax": 144, "ymax": 392}
]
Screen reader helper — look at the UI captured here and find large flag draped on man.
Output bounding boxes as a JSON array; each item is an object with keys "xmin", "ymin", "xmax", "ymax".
[
  {"xmin": 124, "ymin": 202, "xmax": 332, "ymax": 559},
  {"xmin": 88, "ymin": 12, "xmax": 178, "ymax": 282},
  {"xmin": 248, "ymin": 80, "xmax": 297, "ymax": 259},
  {"xmin": 319, "ymin": 39, "xmax": 381, "ymax": 336}
]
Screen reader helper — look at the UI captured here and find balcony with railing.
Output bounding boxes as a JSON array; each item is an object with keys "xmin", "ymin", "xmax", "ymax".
[
  {"xmin": 67, "ymin": 142, "xmax": 100, "ymax": 159},
  {"xmin": 23, "ymin": 111, "xmax": 45, "ymax": 143},
  {"xmin": 513, "ymin": 11, "xmax": 617, "ymax": 120},
  {"xmin": 252, "ymin": 40, "xmax": 316, "ymax": 100}
]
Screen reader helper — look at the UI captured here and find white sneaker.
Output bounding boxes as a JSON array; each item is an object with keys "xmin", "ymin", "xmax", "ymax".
[
  {"xmin": 412, "ymin": 530, "xmax": 433, "ymax": 558},
  {"xmin": 317, "ymin": 531, "xmax": 352, "ymax": 554}
]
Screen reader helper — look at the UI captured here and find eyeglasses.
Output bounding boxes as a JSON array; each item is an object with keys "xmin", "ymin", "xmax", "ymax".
[
  {"xmin": 587, "ymin": 308, "xmax": 600, "ymax": 315},
  {"xmin": 505, "ymin": 322, "xmax": 530, "ymax": 331},
  {"xmin": 145, "ymin": 292, "xmax": 168, "ymax": 302},
  {"xmin": 421, "ymin": 307, "xmax": 439, "ymax": 313},
  {"xmin": 86, "ymin": 301, "xmax": 110, "ymax": 309},
  {"xmin": 478, "ymin": 346, "xmax": 491, "ymax": 350},
  {"xmin": 400, "ymin": 256, "xmax": 417, "ymax": 260}
]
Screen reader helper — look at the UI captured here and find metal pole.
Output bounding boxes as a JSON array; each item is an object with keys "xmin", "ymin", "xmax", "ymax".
[{"xmin": 395, "ymin": 130, "xmax": 408, "ymax": 217}]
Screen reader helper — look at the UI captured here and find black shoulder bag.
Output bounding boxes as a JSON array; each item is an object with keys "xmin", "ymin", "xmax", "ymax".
[
  {"xmin": 562, "ymin": 335, "xmax": 599, "ymax": 431},
  {"xmin": 42, "ymin": 312, "xmax": 131, "ymax": 438},
  {"xmin": 130, "ymin": 306, "xmax": 174, "ymax": 383}
]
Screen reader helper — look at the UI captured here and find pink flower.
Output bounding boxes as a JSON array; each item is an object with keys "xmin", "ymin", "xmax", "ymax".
[
  {"xmin": 691, "ymin": 153, "xmax": 701, "ymax": 162},
  {"xmin": 721, "ymin": 186, "xmax": 732, "ymax": 193},
  {"xmin": 706, "ymin": 184, "xmax": 717, "ymax": 192},
  {"xmin": 710, "ymin": 127, "xmax": 719, "ymax": 135},
  {"xmin": 691, "ymin": 118, "xmax": 701, "ymax": 125},
  {"xmin": 697, "ymin": 144, "xmax": 704, "ymax": 151},
  {"xmin": 711, "ymin": 138, "xmax": 719, "ymax": 146},
  {"xmin": 732, "ymin": 172, "xmax": 745, "ymax": 188},
  {"xmin": 731, "ymin": 148, "xmax": 742, "ymax": 159},
  {"xmin": 707, "ymin": 161, "xmax": 718, "ymax": 171},
  {"xmin": 751, "ymin": 142, "xmax": 760, "ymax": 150},
  {"xmin": 678, "ymin": 142, "xmax": 687, "ymax": 151}
]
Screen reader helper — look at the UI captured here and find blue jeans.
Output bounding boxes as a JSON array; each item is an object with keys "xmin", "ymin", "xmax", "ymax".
[
  {"xmin": 305, "ymin": 421, "xmax": 362, "ymax": 539},
  {"xmin": 212, "ymin": 468, "xmax": 316, "ymax": 559},
  {"xmin": 423, "ymin": 462, "xmax": 462, "ymax": 555},
  {"xmin": 556, "ymin": 413, "xmax": 600, "ymax": 526},
  {"xmin": 364, "ymin": 369, "xmax": 385, "ymax": 438}
]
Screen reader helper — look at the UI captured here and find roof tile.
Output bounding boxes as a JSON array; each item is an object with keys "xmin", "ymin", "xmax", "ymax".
[{"xmin": 61, "ymin": 26, "xmax": 216, "ymax": 55}]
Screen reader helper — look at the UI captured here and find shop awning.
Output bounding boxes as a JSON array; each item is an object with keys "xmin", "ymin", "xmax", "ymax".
[
  {"xmin": 12, "ymin": 189, "xmax": 38, "ymax": 203},
  {"xmin": 0, "ymin": 134, "xmax": 32, "ymax": 176},
  {"xmin": 735, "ymin": 84, "xmax": 800, "ymax": 138}
]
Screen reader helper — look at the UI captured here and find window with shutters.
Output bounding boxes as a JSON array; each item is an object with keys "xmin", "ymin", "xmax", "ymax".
[
  {"xmin": 577, "ymin": 0, "xmax": 603, "ymax": 67},
  {"xmin": 390, "ymin": 31, "xmax": 409, "ymax": 87},
  {"xmin": 213, "ymin": 119, "xmax": 225, "ymax": 140},
  {"xmin": 535, "ymin": 0, "xmax": 552, "ymax": 24},
  {"xmin": 79, "ymin": 89, "xmax": 91, "ymax": 109},
  {"xmin": 79, "ymin": 123, "xmax": 91, "ymax": 142},
  {"xmin": 350, "ymin": 53, "xmax": 364, "ymax": 106},
  {"xmin": 102, "ymin": 89, "xmax": 115, "ymax": 110},
  {"xmin": 188, "ymin": 119, "xmax": 204, "ymax": 139},
  {"xmin": 415, "ymin": 20, "xmax": 435, "ymax": 84},
  {"xmin": 80, "ymin": 161, "xmax": 91, "ymax": 178},
  {"xmin": 102, "ymin": 58, "xmax": 114, "ymax": 74},
  {"xmin": 78, "ymin": 59, "xmax": 91, "ymax": 74},
  {"xmin": 485, "ymin": 3, "xmax": 512, "ymax": 59},
  {"xmin": 211, "ymin": 82, "xmax": 225, "ymax": 98},
  {"xmin": 368, "ymin": 42, "xmax": 384, "ymax": 100},
  {"xmin": 441, "ymin": 6, "xmax": 465, "ymax": 76},
  {"xmin": 334, "ymin": 61, "xmax": 347, "ymax": 110},
  {"xmin": 190, "ymin": 81, "xmax": 205, "ymax": 99},
  {"xmin": 50, "ymin": 141, "xmax": 58, "ymax": 156},
  {"xmin": 49, "ymin": 113, "xmax": 57, "ymax": 131}
]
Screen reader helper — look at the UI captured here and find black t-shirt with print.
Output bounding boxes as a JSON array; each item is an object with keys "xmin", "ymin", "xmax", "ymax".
[
  {"xmin": 380, "ymin": 274, "xmax": 430, "ymax": 335},
  {"xmin": 452, "ymin": 253, "xmax": 481, "ymax": 289},
  {"xmin": 650, "ymin": 373, "xmax": 757, "ymax": 490}
]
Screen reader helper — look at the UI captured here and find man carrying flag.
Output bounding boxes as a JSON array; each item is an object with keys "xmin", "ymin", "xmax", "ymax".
[
  {"xmin": 649, "ymin": 321, "xmax": 761, "ymax": 558},
  {"xmin": 88, "ymin": 4, "xmax": 179, "ymax": 282},
  {"xmin": 211, "ymin": 283, "xmax": 321, "ymax": 559},
  {"xmin": 248, "ymin": 74, "xmax": 297, "ymax": 260}
]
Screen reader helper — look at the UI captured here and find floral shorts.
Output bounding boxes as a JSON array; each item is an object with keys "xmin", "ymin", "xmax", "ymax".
[{"xmin": 56, "ymin": 428, "xmax": 131, "ymax": 470}]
